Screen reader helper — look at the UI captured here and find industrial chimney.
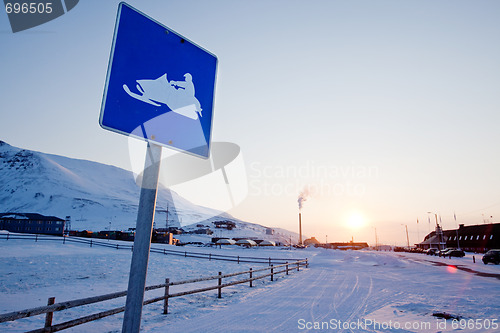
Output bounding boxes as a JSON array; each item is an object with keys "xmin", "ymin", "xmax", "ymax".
[{"xmin": 299, "ymin": 212, "xmax": 302, "ymax": 245}]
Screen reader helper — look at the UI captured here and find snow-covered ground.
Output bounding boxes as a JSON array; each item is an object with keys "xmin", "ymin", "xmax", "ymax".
[{"xmin": 0, "ymin": 235, "xmax": 499, "ymax": 332}]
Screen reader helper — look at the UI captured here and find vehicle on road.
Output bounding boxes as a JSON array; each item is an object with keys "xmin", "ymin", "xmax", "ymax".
[
  {"xmin": 425, "ymin": 248, "xmax": 439, "ymax": 256},
  {"xmin": 446, "ymin": 249, "xmax": 465, "ymax": 258},
  {"xmin": 482, "ymin": 249, "xmax": 500, "ymax": 265},
  {"xmin": 438, "ymin": 248, "xmax": 455, "ymax": 257}
]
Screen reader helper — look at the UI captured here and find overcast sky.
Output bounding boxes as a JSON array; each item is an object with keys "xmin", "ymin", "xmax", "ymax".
[{"xmin": 1, "ymin": 0, "xmax": 500, "ymax": 245}]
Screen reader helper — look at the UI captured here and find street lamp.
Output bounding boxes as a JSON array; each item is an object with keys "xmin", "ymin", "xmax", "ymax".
[
  {"xmin": 372, "ymin": 226, "xmax": 378, "ymax": 251},
  {"xmin": 426, "ymin": 212, "xmax": 433, "ymax": 233}
]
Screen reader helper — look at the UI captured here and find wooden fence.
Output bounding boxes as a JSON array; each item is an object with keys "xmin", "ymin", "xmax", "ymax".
[
  {"xmin": 0, "ymin": 233, "xmax": 304, "ymax": 265},
  {"xmin": 0, "ymin": 259, "xmax": 308, "ymax": 332}
]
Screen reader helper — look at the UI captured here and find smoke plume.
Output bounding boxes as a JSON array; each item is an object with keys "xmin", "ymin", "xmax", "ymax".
[{"xmin": 297, "ymin": 187, "xmax": 310, "ymax": 211}]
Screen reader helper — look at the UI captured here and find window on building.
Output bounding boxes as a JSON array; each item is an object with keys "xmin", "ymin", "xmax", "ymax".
[
  {"xmin": 491, "ymin": 235, "xmax": 494, "ymax": 240},
  {"xmin": 476, "ymin": 235, "xmax": 480, "ymax": 240},
  {"xmin": 464, "ymin": 236, "xmax": 468, "ymax": 240},
  {"xmin": 483, "ymin": 235, "xmax": 486, "ymax": 240},
  {"xmin": 459, "ymin": 236, "xmax": 462, "ymax": 240}
]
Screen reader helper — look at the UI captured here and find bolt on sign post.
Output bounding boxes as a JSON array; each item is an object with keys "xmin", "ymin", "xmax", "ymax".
[{"xmin": 99, "ymin": 3, "xmax": 217, "ymax": 332}]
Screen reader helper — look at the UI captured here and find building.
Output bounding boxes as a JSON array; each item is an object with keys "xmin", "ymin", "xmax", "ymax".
[
  {"xmin": 213, "ymin": 221, "xmax": 236, "ymax": 230},
  {"xmin": 418, "ymin": 223, "xmax": 500, "ymax": 253},
  {"xmin": 304, "ymin": 237, "xmax": 320, "ymax": 246},
  {"xmin": 0, "ymin": 213, "xmax": 65, "ymax": 236},
  {"xmin": 417, "ymin": 224, "xmax": 446, "ymax": 250},
  {"xmin": 318, "ymin": 241, "xmax": 369, "ymax": 250}
]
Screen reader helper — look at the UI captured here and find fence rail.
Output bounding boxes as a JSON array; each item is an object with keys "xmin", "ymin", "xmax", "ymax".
[
  {"xmin": 0, "ymin": 258, "xmax": 308, "ymax": 332},
  {"xmin": 0, "ymin": 233, "xmax": 304, "ymax": 265}
]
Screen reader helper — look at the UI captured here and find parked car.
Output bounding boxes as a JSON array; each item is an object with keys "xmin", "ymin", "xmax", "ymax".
[
  {"xmin": 482, "ymin": 250, "xmax": 500, "ymax": 265},
  {"xmin": 438, "ymin": 248, "xmax": 455, "ymax": 257},
  {"xmin": 425, "ymin": 248, "xmax": 439, "ymax": 256},
  {"xmin": 446, "ymin": 249, "xmax": 465, "ymax": 258}
]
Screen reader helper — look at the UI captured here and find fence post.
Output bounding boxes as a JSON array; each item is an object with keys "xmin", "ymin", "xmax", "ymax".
[
  {"xmin": 44, "ymin": 297, "xmax": 55, "ymax": 328},
  {"xmin": 163, "ymin": 278, "xmax": 169, "ymax": 315},
  {"xmin": 268, "ymin": 257, "xmax": 271, "ymax": 266},
  {"xmin": 6, "ymin": 233, "xmax": 9, "ymax": 240},
  {"xmin": 286, "ymin": 262, "xmax": 289, "ymax": 275},
  {"xmin": 116, "ymin": 244, "xmax": 119, "ymax": 250},
  {"xmin": 36, "ymin": 234, "xmax": 38, "ymax": 242},
  {"xmin": 297, "ymin": 262, "xmax": 300, "ymax": 271},
  {"xmin": 209, "ymin": 253, "xmax": 211, "ymax": 261},
  {"xmin": 249, "ymin": 268, "xmax": 253, "ymax": 287},
  {"xmin": 63, "ymin": 236, "xmax": 65, "ymax": 244},
  {"xmin": 90, "ymin": 240, "xmax": 93, "ymax": 247},
  {"xmin": 218, "ymin": 272, "xmax": 222, "ymax": 299},
  {"xmin": 306, "ymin": 258, "xmax": 308, "ymax": 268},
  {"xmin": 271, "ymin": 265, "xmax": 274, "ymax": 281},
  {"xmin": 237, "ymin": 256, "xmax": 240, "ymax": 264}
]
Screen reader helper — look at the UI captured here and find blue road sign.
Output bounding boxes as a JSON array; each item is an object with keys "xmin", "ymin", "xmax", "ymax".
[{"xmin": 100, "ymin": 2, "xmax": 217, "ymax": 158}]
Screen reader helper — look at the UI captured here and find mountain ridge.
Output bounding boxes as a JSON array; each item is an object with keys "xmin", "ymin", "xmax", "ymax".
[
  {"xmin": 0, "ymin": 140, "xmax": 229, "ymax": 230},
  {"xmin": 0, "ymin": 141, "xmax": 299, "ymax": 244}
]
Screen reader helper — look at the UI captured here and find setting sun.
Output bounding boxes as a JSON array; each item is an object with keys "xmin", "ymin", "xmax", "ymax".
[{"xmin": 345, "ymin": 212, "xmax": 366, "ymax": 230}]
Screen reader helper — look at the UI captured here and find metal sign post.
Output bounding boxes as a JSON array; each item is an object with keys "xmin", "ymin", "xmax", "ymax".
[{"xmin": 122, "ymin": 142, "xmax": 162, "ymax": 333}]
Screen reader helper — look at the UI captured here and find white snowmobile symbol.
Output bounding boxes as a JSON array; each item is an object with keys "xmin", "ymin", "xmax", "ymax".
[{"xmin": 123, "ymin": 73, "xmax": 202, "ymax": 120}]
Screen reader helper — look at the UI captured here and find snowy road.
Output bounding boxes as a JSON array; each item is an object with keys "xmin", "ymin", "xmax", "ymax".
[
  {"xmin": 155, "ymin": 249, "xmax": 500, "ymax": 333},
  {"xmin": 1, "ymin": 238, "xmax": 499, "ymax": 332},
  {"xmin": 151, "ymin": 251, "xmax": 374, "ymax": 332}
]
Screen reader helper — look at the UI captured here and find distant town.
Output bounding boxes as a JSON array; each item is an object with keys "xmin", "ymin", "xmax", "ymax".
[{"xmin": 1, "ymin": 212, "xmax": 499, "ymax": 255}]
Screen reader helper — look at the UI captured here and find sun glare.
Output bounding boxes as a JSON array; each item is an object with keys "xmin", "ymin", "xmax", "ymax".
[{"xmin": 346, "ymin": 212, "xmax": 366, "ymax": 230}]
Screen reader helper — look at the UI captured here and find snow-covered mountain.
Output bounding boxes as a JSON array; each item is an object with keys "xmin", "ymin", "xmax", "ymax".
[
  {"xmin": 0, "ymin": 140, "xmax": 217, "ymax": 230},
  {"xmin": 0, "ymin": 141, "xmax": 300, "ymax": 243}
]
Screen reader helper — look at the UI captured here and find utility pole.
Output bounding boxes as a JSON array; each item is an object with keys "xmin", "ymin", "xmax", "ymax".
[
  {"xmin": 401, "ymin": 224, "xmax": 410, "ymax": 249},
  {"xmin": 416, "ymin": 218, "xmax": 420, "ymax": 246},
  {"xmin": 405, "ymin": 224, "xmax": 410, "ymax": 249},
  {"xmin": 165, "ymin": 204, "xmax": 169, "ymax": 230}
]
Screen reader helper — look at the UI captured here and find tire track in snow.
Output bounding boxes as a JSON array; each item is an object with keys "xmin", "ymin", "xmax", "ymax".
[{"xmin": 307, "ymin": 269, "xmax": 340, "ymax": 323}]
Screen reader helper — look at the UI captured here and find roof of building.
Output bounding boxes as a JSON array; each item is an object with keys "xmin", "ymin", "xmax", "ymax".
[
  {"xmin": 329, "ymin": 242, "xmax": 369, "ymax": 248},
  {"xmin": 213, "ymin": 221, "xmax": 236, "ymax": 226},
  {"xmin": 0, "ymin": 212, "xmax": 65, "ymax": 222},
  {"xmin": 420, "ymin": 223, "xmax": 500, "ymax": 242},
  {"xmin": 304, "ymin": 237, "xmax": 320, "ymax": 244}
]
